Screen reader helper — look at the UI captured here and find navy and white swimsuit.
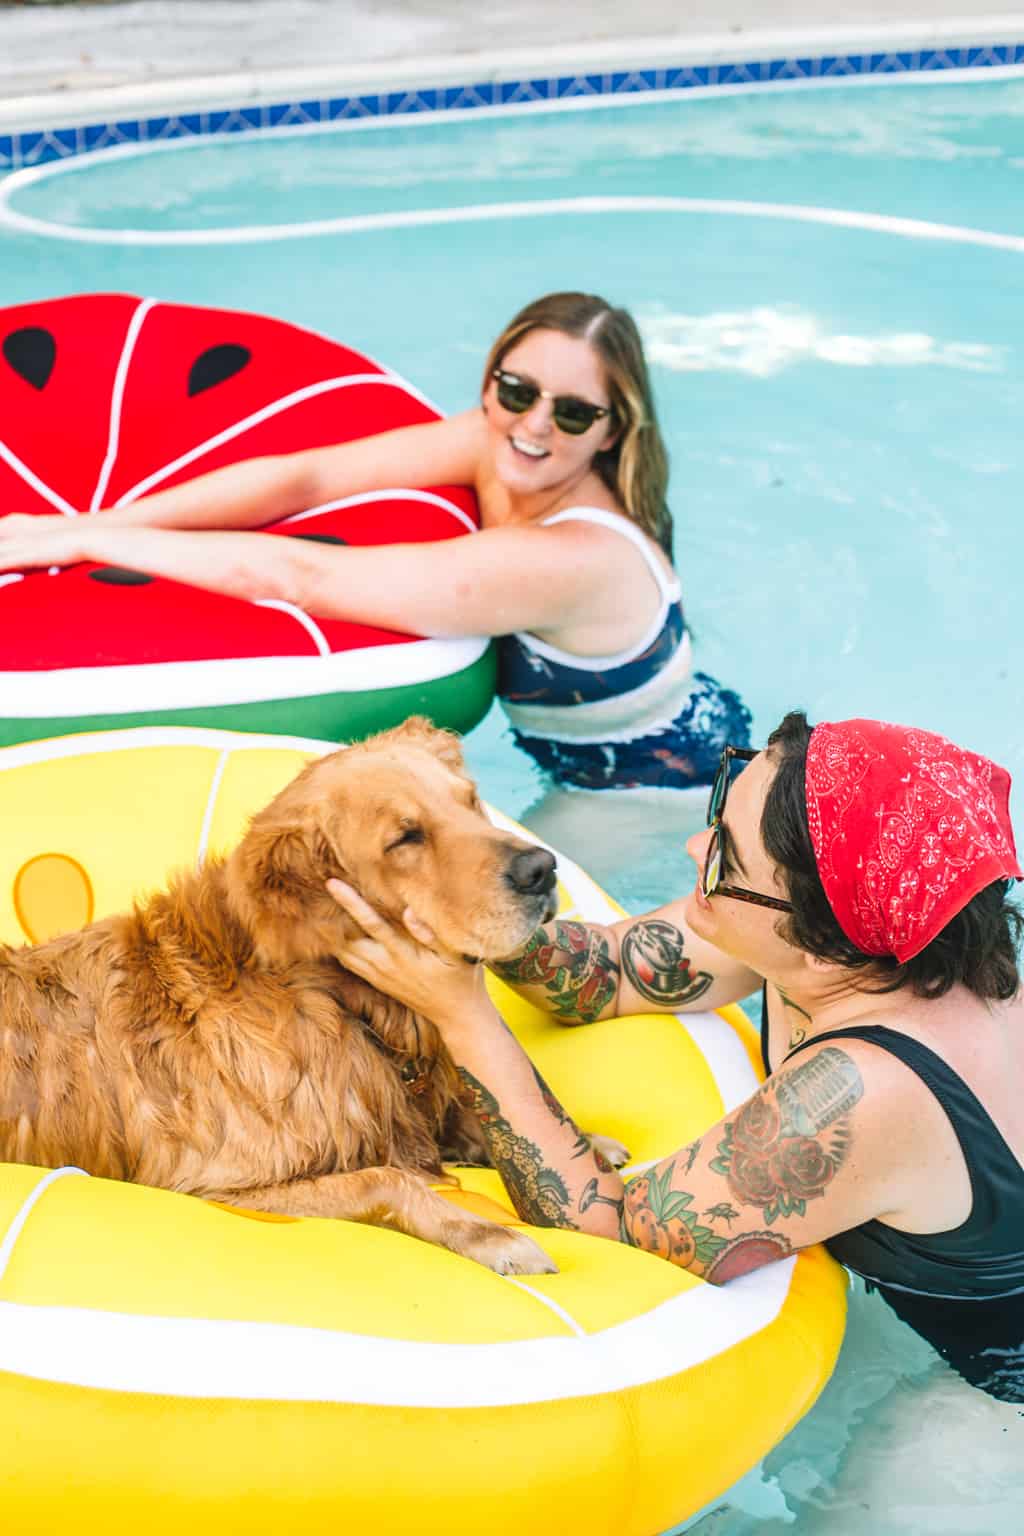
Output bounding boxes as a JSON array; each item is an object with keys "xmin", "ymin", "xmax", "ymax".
[{"xmin": 496, "ymin": 508, "xmax": 751, "ymax": 791}]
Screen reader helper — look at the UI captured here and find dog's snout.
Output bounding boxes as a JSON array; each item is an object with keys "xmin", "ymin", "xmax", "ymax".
[{"xmin": 505, "ymin": 847, "xmax": 557, "ymax": 897}]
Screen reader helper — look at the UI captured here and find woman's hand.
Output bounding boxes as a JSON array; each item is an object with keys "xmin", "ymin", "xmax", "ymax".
[
  {"xmin": 325, "ymin": 879, "xmax": 492, "ymax": 1033},
  {"xmin": 0, "ymin": 514, "xmax": 86, "ymax": 571}
]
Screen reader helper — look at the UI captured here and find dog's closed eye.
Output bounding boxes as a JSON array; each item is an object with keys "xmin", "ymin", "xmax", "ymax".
[{"xmin": 386, "ymin": 827, "xmax": 426, "ymax": 853}]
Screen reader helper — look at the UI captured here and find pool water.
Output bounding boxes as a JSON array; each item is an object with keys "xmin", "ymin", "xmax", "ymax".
[{"xmin": 3, "ymin": 73, "xmax": 1024, "ymax": 1531}]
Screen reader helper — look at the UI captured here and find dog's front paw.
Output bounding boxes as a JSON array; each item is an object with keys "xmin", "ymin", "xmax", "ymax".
[
  {"xmin": 586, "ymin": 1131, "xmax": 632, "ymax": 1170},
  {"xmin": 447, "ymin": 1220, "xmax": 558, "ymax": 1276}
]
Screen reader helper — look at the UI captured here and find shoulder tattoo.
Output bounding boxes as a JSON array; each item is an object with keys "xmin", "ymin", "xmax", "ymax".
[
  {"xmin": 709, "ymin": 1047, "xmax": 864, "ymax": 1225},
  {"xmin": 621, "ymin": 919, "xmax": 712, "ymax": 1007}
]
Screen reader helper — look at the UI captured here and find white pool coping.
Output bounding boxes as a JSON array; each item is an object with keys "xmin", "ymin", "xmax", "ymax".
[{"xmin": 3, "ymin": 13, "xmax": 1024, "ymax": 139}]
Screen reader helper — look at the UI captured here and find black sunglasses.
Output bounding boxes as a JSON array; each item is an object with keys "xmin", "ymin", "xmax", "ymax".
[
  {"xmin": 701, "ymin": 746, "xmax": 794, "ymax": 913},
  {"xmin": 491, "ymin": 368, "xmax": 612, "ymax": 437}
]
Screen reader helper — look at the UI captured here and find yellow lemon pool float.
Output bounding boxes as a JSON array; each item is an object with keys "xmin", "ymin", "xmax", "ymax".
[{"xmin": 0, "ymin": 727, "xmax": 846, "ymax": 1535}]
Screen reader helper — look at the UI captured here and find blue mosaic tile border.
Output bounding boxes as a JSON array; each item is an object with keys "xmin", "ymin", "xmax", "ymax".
[{"xmin": 3, "ymin": 42, "xmax": 1024, "ymax": 173}]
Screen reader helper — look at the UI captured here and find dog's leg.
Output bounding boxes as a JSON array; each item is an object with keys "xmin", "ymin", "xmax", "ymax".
[{"xmin": 210, "ymin": 1168, "xmax": 557, "ymax": 1276}]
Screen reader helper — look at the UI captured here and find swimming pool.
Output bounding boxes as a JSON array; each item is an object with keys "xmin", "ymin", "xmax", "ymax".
[{"xmin": 2, "ymin": 69, "xmax": 1024, "ymax": 1531}]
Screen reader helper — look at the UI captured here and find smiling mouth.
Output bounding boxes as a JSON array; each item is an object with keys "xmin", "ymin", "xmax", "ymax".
[{"xmin": 510, "ymin": 435, "xmax": 549, "ymax": 461}]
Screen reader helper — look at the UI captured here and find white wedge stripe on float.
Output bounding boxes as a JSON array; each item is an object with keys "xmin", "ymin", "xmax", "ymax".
[
  {"xmin": 504, "ymin": 1279, "xmax": 588, "ymax": 1338},
  {"xmin": 252, "ymin": 599, "xmax": 332, "ymax": 657},
  {"xmin": 195, "ymin": 748, "xmax": 231, "ymax": 867},
  {"xmin": 0, "ymin": 436, "xmax": 78, "ymax": 516},
  {"xmin": 279, "ymin": 488, "xmax": 477, "ymax": 536},
  {"xmin": 112, "ymin": 373, "xmax": 417, "ymax": 506},
  {"xmin": 0, "ymin": 1168, "xmax": 90, "ymax": 1288},
  {"xmin": 89, "ymin": 296, "xmax": 155, "ymax": 513},
  {"xmin": 0, "ymin": 1259, "xmax": 794, "ymax": 1406}
]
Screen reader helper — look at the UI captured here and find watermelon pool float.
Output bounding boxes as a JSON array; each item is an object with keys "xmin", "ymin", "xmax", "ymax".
[{"xmin": 0, "ymin": 295, "xmax": 494, "ymax": 747}]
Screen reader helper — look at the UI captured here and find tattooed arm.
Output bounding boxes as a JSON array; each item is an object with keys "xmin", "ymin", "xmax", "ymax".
[
  {"xmin": 324, "ymin": 877, "xmax": 625, "ymax": 1232},
  {"xmin": 489, "ymin": 898, "xmax": 761, "ymax": 1024},
  {"xmin": 325, "ymin": 879, "xmax": 915, "ymax": 1260},
  {"xmin": 488, "ymin": 920, "xmax": 624, "ymax": 1025},
  {"xmin": 619, "ymin": 1042, "xmax": 914, "ymax": 1281},
  {"xmin": 456, "ymin": 1052, "xmax": 625, "ymax": 1232}
]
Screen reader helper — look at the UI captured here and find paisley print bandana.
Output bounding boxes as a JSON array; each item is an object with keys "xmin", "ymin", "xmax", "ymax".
[{"xmin": 804, "ymin": 719, "xmax": 1022, "ymax": 962}]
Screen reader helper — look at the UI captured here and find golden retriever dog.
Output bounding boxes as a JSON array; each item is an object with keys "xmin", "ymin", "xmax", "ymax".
[{"xmin": 0, "ymin": 718, "xmax": 561, "ymax": 1275}]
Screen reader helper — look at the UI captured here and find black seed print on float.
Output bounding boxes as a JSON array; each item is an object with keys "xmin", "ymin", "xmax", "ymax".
[
  {"xmin": 88, "ymin": 569, "xmax": 155, "ymax": 586},
  {"xmin": 187, "ymin": 343, "xmax": 252, "ymax": 397},
  {"xmin": 293, "ymin": 534, "xmax": 349, "ymax": 546},
  {"xmin": 3, "ymin": 327, "xmax": 56, "ymax": 391}
]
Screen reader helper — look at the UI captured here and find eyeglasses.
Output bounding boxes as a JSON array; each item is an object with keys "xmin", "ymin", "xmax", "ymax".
[
  {"xmin": 491, "ymin": 368, "xmax": 612, "ymax": 437},
  {"xmin": 701, "ymin": 745, "xmax": 794, "ymax": 913}
]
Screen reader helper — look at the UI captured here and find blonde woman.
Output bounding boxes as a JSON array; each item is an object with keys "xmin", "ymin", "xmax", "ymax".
[{"xmin": 0, "ymin": 292, "xmax": 749, "ymax": 801}]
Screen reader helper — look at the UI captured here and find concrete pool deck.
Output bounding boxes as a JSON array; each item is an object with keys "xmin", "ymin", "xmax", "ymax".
[{"xmin": 2, "ymin": 1, "xmax": 1024, "ymax": 116}]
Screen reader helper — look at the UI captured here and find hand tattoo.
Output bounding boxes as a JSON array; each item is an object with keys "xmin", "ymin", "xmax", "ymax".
[{"xmin": 621, "ymin": 920, "xmax": 712, "ymax": 1007}]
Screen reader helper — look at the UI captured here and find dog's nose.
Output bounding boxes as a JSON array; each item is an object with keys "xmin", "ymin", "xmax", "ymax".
[{"xmin": 505, "ymin": 846, "xmax": 557, "ymax": 896}]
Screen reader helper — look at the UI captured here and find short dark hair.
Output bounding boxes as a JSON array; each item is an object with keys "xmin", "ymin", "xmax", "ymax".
[{"xmin": 761, "ymin": 710, "xmax": 1023, "ymax": 1001}]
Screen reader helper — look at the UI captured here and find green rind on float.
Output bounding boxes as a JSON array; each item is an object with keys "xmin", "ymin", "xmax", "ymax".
[{"xmin": 0, "ymin": 647, "xmax": 496, "ymax": 749}]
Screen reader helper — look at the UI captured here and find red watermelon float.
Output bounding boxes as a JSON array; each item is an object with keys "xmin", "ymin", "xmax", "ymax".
[{"xmin": 0, "ymin": 294, "xmax": 494, "ymax": 748}]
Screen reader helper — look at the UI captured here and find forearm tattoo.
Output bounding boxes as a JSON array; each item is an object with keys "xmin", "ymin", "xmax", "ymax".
[
  {"xmin": 580, "ymin": 1177, "xmax": 625, "ymax": 1221},
  {"xmin": 490, "ymin": 921, "xmax": 619, "ymax": 1024},
  {"xmin": 457, "ymin": 1066, "xmax": 580, "ymax": 1228},
  {"xmin": 621, "ymin": 1163, "xmax": 728, "ymax": 1270},
  {"xmin": 621, "ymin": 920, "xmax": 712, "ymax": 1007},
  {"xmin": 529, "ymin": 1063, "xmax": 592, "ymax": 1163}
]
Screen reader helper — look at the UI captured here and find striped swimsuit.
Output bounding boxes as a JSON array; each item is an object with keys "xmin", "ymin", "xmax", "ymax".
[{"xmin": 497, "ymin": 508, "xmax": 751, "ymax": 791}]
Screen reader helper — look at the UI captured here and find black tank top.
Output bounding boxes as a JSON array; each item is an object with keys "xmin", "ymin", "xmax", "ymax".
[{"xmin": 759, "ymin": 998, "xmax": 1024, "ymax": 1301}]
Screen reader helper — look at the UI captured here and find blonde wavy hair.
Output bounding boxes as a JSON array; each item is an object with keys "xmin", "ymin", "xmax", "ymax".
[{"xmin": 482, "ymin": 292, "xmax": 672, "ymax": 554}]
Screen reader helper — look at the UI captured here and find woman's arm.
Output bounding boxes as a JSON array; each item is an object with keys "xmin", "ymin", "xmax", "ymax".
[
  {"xmin": 325, "ymin": 881, "xmax": 905, "ymax": 1279},
  {"xmin": 489, "ymin": 899, "xmax": 762, "ymax": 1023},
  {"xmin": 326, "ymin": 883, "xmax": 625, "ymax": 1235},
  {"xmin": 0, "ymin": 510, "xmax": 631, "ymax": 639},
  {"xmin": 0, "ymin": 411, "xmax": 484, "ymax": 533}
]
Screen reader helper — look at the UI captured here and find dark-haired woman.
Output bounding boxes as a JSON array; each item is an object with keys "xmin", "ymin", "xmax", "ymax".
[
  {"xmin": 0, "ymin": 292, "xmax": 749, "ymax": 802},
  {"xmin": 327, "ymin": 713, "xmax": 1024, "ymax": 1406}
]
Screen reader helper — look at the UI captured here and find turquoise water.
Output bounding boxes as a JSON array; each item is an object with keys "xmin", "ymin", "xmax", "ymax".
[{"xmin": 3, "ymin": 75, "xmax": 1024, "ymax": 1529}]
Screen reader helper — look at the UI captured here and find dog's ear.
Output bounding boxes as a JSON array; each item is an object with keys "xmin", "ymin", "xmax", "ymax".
[
  {"xmin": 238, "ymin": 817, "xmax": 345, "ymax": 915},
  {"xmin": 383, "ymin": 715, "xmax": 466, "ymax": 774}
]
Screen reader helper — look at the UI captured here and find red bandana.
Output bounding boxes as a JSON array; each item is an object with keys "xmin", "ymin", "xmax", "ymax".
[{"xmin": 804, "ymin": 719, "xmax": 1022, "ymax": 962}]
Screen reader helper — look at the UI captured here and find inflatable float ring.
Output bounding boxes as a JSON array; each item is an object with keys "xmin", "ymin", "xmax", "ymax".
[
  {"xmin": 0, "ymin": 725, "xmax": 846, "ymax": 1535},
  {"xmin": 0, "ymin": 295, "xmax": 494, "ymax": 745}
]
